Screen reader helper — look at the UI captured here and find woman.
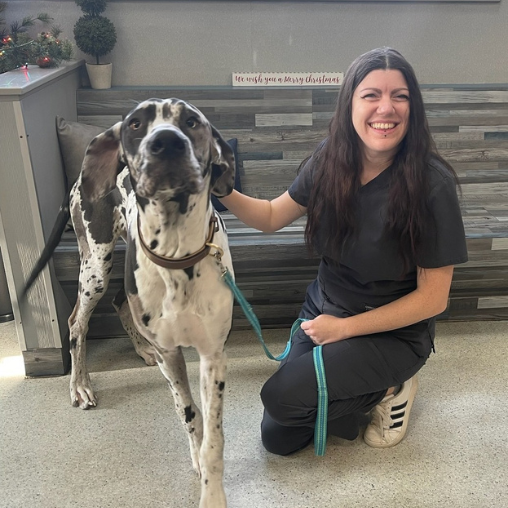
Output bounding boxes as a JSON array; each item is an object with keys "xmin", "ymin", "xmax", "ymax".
[{"xmin": 219, "ymin": 47, "xmax": 468, "ymax": 455}]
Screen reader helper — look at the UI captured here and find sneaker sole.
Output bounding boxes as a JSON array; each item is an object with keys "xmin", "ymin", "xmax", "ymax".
[{"xmin": 364, "ymin": 375, "xmax": 419, "ymax": 449}]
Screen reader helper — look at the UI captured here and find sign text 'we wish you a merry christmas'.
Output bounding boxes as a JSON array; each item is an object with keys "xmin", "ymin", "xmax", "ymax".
[{"xmin": 232, "ymin": 72, "xmax": 344, "ymax": 87}]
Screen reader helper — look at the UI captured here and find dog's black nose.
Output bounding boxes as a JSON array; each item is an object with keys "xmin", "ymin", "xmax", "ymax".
[{"xmin": 149, "ymin": 130, "xmax": 187, "ymax": 157}]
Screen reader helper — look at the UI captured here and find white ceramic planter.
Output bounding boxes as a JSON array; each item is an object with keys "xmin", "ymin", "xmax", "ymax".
[{"xmin": 86, "ymin": 62, "xmax": 113, "ymax": 89}]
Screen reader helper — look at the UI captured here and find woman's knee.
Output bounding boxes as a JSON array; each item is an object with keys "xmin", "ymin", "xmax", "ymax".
[
  {"xmin": 260, "ymin": 357, "xmax": 317, "ymax": 426},
  {"xmin": 260, "ymin": 374, "xmax": 298, "ymax": 426},
  {"xmin": 261, "ymin": 411, "xmax": 313, "ymax": 456}
]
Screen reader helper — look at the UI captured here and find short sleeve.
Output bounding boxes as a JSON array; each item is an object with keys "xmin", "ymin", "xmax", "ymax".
[{"xmin": 416, "ymin": 166, "xmax": 468, "ymax": 268}]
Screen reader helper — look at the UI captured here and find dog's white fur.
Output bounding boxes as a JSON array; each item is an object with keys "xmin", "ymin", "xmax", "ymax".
[{"xmin": 67, "ymin": 98, "xmax": 236, "ymax": 507}]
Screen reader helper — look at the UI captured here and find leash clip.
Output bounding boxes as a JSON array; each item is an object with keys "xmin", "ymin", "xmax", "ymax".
[{"xmin": 206, "ymin": 242, "xmax": 224, "ymax": 262}]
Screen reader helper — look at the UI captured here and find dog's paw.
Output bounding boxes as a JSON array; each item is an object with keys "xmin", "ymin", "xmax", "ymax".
[
  {"xmin": 130, "ymin": 336, "xmax": 157, "ymax": 366},
  {"xmin": 70, "ymin": 384, "xmax": 97, "ymax": 409},
  {"xmin": 199, "ymin": 482, "xmax": 227, "ymax": 508},
  {"xmin": 137, "ymin": 348, "xmax": 157, "ymax": 367}
]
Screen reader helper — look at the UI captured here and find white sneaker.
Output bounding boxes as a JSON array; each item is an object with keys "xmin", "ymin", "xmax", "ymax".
[{"xmin": 364, "ymin": 375, "xmax": 419, "ymax": 448}]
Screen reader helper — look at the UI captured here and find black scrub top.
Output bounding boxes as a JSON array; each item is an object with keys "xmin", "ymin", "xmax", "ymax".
[{"xmin": 289, "ymin": 150, "xmax": 468, "ymax": 352}]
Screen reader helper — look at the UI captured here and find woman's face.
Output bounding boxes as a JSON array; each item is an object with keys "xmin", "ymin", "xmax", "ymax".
[{"xmin": 351, "ymin": 69, "xmax": 410, "ymax": 164}]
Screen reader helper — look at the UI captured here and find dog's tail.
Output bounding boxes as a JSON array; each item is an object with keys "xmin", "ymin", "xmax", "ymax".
[{"xmin": 22, "ymin": 193, "xmax": 71, "ymax": 298}]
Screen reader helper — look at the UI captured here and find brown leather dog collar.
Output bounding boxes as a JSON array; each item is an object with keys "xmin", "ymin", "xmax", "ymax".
[{"xmin": 137, "ymin": 214, "xmax": 218, "ymax": 270}]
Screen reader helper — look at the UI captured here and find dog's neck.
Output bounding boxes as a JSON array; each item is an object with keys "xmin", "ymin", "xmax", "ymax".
[{"xmin": 137, "ymin": 193, "xmax": 213, "ymax": 261}]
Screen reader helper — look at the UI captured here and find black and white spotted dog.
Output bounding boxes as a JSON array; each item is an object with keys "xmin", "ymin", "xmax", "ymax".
[{"xmin": 24, "ymin": 98, "xmax": 236, "ymax": 508}]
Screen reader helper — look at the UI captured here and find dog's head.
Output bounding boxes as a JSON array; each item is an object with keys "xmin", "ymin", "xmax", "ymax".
[{"xmin": 80, "ymin": 98, "xmax": 235, "ymax": 203}]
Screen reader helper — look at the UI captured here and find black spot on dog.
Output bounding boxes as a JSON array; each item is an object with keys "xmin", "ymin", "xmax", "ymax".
[
  {"xmin": 81, "ymin": 187, "xmax": 122, "ymax": 244},
  {"xmin": 218, "ymin": 381, "xmax": 225, "ymax": 391},
  {"xmin": 122, "ymin": 173, "xmax": 130, "ymax": 190},
  {"xmin": 125, "ymin": 236, "xmax": 139, "ymax": 295},
  {"xmin": 136, "ymin": 194, "xmax": 150, "ymax": 212},
  {"xmin": 104, "ymin": 252, "xmax": 112, "ymax": 262},
  {"xmin": 85, "ymin": 291, "xmax": 90, "ymax": 297},
  {"xmin": 155, "ymin": 229, "xmax": 160, "ymax": 235},
  {"xmin": 162, "ymin": 102, "xmax": 174, "ymax": 120},
  {"xmin": 150, "ymin": 239, "xmax": 158, "ymax": 250},
  {"xmin": 169, "ymin": 193, "xmax": 190, "ymax": 215},
  {"xmin": 184, "ymin": 405, "xmax": 196, "ymax": 423},
  {"xmin": 95, "ymin": 286, "xmax": 104, "ymax": 294},
  {"xmin": 184, "ymin": 266, "xmax": 194, "ymax": 280},
  {"xmin": 70, "ymin": 338, "xmax": 77, "ymax": 349},
  {"xmin": 113, "ymin": 287, "xmax": 127, "ymax": 308},
  {"xmin": 129, "ymin": 174, "xmax": 138, "ymax": 193},
  {"xmin": 142, "ymin": 313, "xmax": 150, "ymax": 326}
]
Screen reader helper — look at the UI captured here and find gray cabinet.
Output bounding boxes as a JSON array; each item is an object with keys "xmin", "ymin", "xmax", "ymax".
[{"xmin": 0, "ymin": 61, "xmax": 84, "ymax": 376}]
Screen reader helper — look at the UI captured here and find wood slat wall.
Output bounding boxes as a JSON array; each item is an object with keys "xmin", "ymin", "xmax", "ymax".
[{"xmin": 60, "ymin": 86, "xmax": 508, "ymax": 336}]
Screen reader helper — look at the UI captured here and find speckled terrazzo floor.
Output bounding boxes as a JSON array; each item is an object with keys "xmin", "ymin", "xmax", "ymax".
[{"xmin": 1, "ymin": 320, "xmax": 507, "ymax": 508}]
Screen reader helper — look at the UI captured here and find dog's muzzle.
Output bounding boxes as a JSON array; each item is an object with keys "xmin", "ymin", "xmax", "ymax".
[
  {"xmin": 132, "ymin": 127, "xmax": 204, "ymax": 198},
  {"xmin": 148, "ymin": 129, "xmax": 188, "ymax": 159}
]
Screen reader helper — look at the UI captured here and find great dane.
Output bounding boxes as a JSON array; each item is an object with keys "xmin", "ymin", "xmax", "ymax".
[{"xmin": 24, "ymin": 98, "xmax": 236, "ymax": 508}]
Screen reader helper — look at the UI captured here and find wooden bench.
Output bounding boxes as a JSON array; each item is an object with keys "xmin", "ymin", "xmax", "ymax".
[{"xmin": 52, "ymin": 85, "xmax": 508, "ymax": 337}]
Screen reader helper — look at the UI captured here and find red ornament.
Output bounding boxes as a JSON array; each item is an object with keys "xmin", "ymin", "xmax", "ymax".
[{"xmin": 36, "ymin": 56, "xmax": 52, "ymax": 68}]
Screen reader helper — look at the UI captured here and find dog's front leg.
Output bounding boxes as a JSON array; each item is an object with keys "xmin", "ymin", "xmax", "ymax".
[
  {"xmin": 199, "ymin": 350, "xmax": 227, "ymax": 508},
  {"xmin": 155, "ymin": 346, "xmax": 204, "ymax": 476}
]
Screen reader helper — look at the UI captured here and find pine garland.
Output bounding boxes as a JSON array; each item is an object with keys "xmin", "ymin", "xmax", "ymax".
[{"xmin": 0, "ymin": 6, "xmax": 73, "ymax": 73}]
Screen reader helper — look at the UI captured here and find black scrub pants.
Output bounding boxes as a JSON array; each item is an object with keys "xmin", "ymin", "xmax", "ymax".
[{"xmin": 260, "ymin": 280, "xmax": 432, "ymax": 456}]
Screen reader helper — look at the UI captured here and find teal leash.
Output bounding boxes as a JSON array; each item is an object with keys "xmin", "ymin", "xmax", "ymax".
[
  {"xmin": 221, "ymin": 267, "xmax": 328, "ymax": 456},
  {"xmin": 312, "ymin": 346, "xmax": 328, "ymax": 455}
]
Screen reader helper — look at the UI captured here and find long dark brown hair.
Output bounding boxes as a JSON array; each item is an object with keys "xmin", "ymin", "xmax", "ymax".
[{"xmin": 305, "ymin": 47, "xmax": 459, "ymax": 274}]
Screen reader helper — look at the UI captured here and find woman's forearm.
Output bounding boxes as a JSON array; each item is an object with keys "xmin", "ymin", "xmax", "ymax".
[
  {"xmin": 219, "ymin": 190, "xmax": 306, "ymax": 233},
  {"xmin": 301, "ymin": 265, "xmax": 454, "ymax": 345},
  {"xmin": 218, "ymin": 191, "xmax": 274, "ymax": 231},
  {"xmin": 344, "ymin": 286, "xmax": 447, "ymax": 339}
]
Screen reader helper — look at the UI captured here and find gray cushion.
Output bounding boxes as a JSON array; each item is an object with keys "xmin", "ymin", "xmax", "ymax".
[{"xmin": 56, "ymin": 116, "xmax": 105, "ymax": 190}]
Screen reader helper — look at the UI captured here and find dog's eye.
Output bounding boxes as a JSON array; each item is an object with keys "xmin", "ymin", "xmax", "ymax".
[
  {"xmin": 129, "ymin": 119, "xmax": 141, "ymax": 130},
  {"xmin": 186, "ymin": 117, "xmax": 199, "ymax": 129}
]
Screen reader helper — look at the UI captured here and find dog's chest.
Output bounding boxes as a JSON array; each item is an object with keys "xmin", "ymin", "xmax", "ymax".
[{"xmin": 131, "ymin": 255, "xmax": 233, "ymax": 353}]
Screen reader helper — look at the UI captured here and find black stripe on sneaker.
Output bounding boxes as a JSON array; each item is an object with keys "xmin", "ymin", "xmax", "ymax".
[
  {"xmin": 391, "ymin": 421, "xmax": 403, "ymax": 429},
  {"xmin": 392, "ymin": 401, "xmax": 407, "ymax": 412}
]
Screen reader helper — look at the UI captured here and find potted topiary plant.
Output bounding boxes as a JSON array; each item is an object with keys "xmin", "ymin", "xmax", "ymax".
[{"xmin": 73, "ymin": 0, "xmax": 117, "ymax": 89}]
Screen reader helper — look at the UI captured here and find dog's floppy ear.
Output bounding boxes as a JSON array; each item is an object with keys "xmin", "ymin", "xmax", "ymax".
[
  {"xmin": 210, "ymin": 125, "xmax": 235, "ymax": 198},
  {"xmin": 81, "ymin": 121, "xmax": 123, "ymax": 202}
]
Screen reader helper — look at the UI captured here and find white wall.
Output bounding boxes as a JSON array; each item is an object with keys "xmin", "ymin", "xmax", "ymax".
[{"xmin": 4, "ymin": 0, "xmax": 508, "ymax": 86}]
